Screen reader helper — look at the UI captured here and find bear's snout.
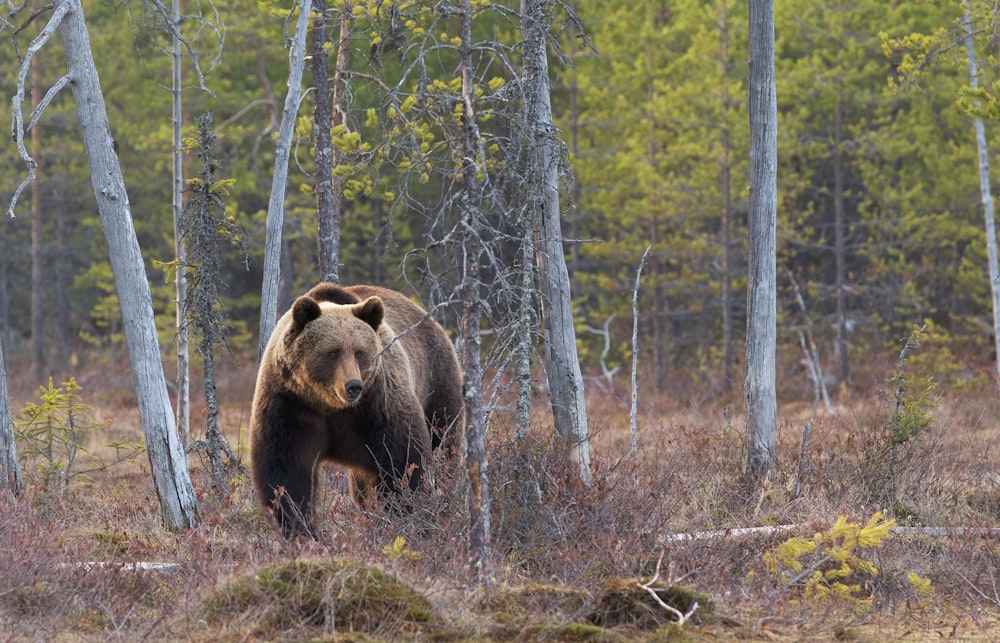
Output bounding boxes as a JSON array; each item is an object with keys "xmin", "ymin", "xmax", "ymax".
[{"xmin": 345, "ymin": 379, "xmax": 364, "ymax": 402}]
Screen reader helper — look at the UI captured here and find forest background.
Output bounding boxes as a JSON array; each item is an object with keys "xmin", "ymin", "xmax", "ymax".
[
  {"xmin": 1, "ymin": 0, "xmax": 996, "ymax": 403},
  {"xmin": 3, "ymin": 0, "xmax": 1000, "ymax": 639}
]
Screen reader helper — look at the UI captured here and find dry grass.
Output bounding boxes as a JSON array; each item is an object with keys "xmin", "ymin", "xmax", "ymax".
[{"xmin": 2, "ymin": 354, "xmax": 1000, "ymax": 641}]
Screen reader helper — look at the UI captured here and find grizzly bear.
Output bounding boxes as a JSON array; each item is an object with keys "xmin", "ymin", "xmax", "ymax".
[{"xmin": 249, "ymin": 283, "xmax": 465, "ymax": 538}]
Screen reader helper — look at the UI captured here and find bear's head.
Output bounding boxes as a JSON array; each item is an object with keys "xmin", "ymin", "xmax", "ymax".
[{"xmin": 279, "ymin": 293, "xmax": 387, "ymax": 411}]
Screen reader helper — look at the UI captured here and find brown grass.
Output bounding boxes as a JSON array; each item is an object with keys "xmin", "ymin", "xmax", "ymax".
[{"xmin": 2, "ymin": 354, "xmax": 1000, "ymax": 641}]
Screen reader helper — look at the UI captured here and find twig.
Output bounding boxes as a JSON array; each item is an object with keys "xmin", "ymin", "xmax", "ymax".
[
  {"xmin": 630, "ymin": 245, "xmax": 652, "ymax": 475},
  {"xmin": 637, "ymin": 554, "xmax": 699, "ymax": 625},
  {"xmin": 785, "ymin": 268, "xmax": 834, "ymax": 415},
  {"xmin": 585, "ymin": 315, "xmax": 619, "ymax": 394},
  {"xmin": 793, "ymin": 420, "xmax": 811, "ymax": 499},
  {"xmin": 8, "ymin": 0, "xmax": 69, "ymax": 218}
]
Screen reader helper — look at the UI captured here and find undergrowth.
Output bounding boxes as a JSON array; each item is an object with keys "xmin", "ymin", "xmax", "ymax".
[{"xmin": 1, "ymin": 339, "xmax": 999, "ymax": 640}]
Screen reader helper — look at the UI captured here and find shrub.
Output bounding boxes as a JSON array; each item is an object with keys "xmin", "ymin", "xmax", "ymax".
[{"xmin": 14, "ymin": 378, "xmax": 142, "ymax": 489}]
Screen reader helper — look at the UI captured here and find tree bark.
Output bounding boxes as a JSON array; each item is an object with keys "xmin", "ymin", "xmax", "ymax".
[
  {"xmin": 833, "ymin": 96, "xmax": 849, "ymax": 386},
  {"xmin": 0, "ymin": 337, "xmax": 21, "ymax": 494},
  {"xmin": 719, "ymin": 0, "xmax": 735, "ymax": 393},
  {"xmin": 172, "ymin": 0, "xmax": 190, "ymax": 447},
  {"xmin": 459, "ymin": 0, "xmax": 494, "ymax": 586},
  {"xmin": 746, "ymin": 0, "xmax": 778, "ymax": 477},
  {"xmin": 57, "ymin": 0, "xmax": 199, "ymax": 530},
  {"xmin": 311, "ymin": 0, "xmax": 340, "ymax": 283},
  {"xmin": 258, "ymin": 1, "xmax": 312, "ymax": 356},
  {"xmin": 962, "ymin": 1, "xmax": 1000, "ymax": 392},
  {"xmin": 522, "ymin": 0, "xmax": 591, "ymax": 486},
  {"xmin": 31, "ymin": 18, "xmax": 44, "ymax": 384}
]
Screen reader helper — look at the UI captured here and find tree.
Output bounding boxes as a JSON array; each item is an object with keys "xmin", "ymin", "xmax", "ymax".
[
  {"xmin": 6, "ymin": 0, "xmax": 200, "ymax": 530},
  {"xmin": 960, "ymin": 0, "xmax": 1000, "ymax": 390},
  {"xmin": 172, "ymin": 0, "xmax": 190, "ymax": 447},
  {"xmin": 0, "ymin": 337, "xmax": 21, "ymax": 494},
  {"xmin": 521, "ymin": 0, "xmax": 591, "ymax": 485},
  {"xmin": 258, "ymin": 1, "xmax": 313, "ymax": 355},
  {"xmin": 457, "ymin": 0, "xmax": 494, "ymax": 586},
  {"xmin": 311, "ymin": 0, "xmax": 338, "ymax": 283},
  {"xmin": 746, "ymin": 0, "xmax": 778, "ymax": 477},
  {"xmin": 562, "ymin": 0, "xmax": 750, "ymax": 397},
  {"xmin": 181, "ymin": 113, "xmax": 246, "ymax": 494}
]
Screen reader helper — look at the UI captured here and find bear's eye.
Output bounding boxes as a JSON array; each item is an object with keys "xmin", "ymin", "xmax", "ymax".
[
  {"xmin": 328, "ymin": 349, "xmax": 340, "ymax": 360},
  {"xmin": 354, "ymin": 350, "xmax": 364, "ymax": 360}
]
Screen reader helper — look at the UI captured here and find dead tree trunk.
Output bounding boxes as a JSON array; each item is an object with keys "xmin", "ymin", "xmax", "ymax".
[
  {"xmin": 521, "ymin": 0, "xmax": 591, "ymax": 486},
  {"xmin": 311, "ymin": 0, "xmax": 340, "ymax": 283},
  {"xmin": 56, "ymin": 0, "xmax": 200, "ymax": 529},
  {"xmin": 746, "ymin": 0, "xmax": 778, "ymax": 478},
  {"xmin": 172, "ymin": 0, "xmax": 190, "ymax": 447},
  {"xmin": 0, "ymin": 337, "xmax": 21, "ymax": 494},
  {"xmin": 258, "ymin": 1, "xmax": 312, "ymax": 355}
]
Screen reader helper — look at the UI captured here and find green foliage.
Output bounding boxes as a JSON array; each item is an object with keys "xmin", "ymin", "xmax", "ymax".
[
  {"xmin": 381, "ymin": 535, "xmax": 422, "ymax": 563},
  {"xmin": 14, "ymin": 378, "xmax": 142, "ymax": 488},
  {"xmin": 764, "ymin": 512, "xmax": 897, "ymax": 606},
  {"xmin": 853, "ymin": 325, "xmax": 941, "ymax": 513},
  {"xmin": 1, "ymin": 0, "xmax": 999, "ymax": 398}
]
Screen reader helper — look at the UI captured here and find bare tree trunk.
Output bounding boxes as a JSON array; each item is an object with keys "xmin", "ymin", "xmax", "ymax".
[
  {"xmin": 57, "ymin": 0, "xmax": 199, "ymax": 530},
  {"xmin": 172, "ymin": 0, "xmax": 190, "ymax": 447},
  {"xmin": 746, "ymin": 0, "xmax": 778, "ymax": 478},
  {"xmin": 31, "ymin": 26, "xmax": 44, "ymax": 384},
  {"xmin": 566, "ymin": 2, "xmax": 581, "ymax": 276},
  {"xmin": 458, "ymin": 0, "xmax": 494, "ymax": 586},
  {"xmin": 0, "ymin": 337, "xmax": 21, "ymax": 494},
  {"xmin": 522, "ymin": 0, "xmax": 591, "ymax": 486},
  {"xmin": 833, "ymin": 97, "xmax": 849, "ymax": 386},
  {"xmin": 54, "ymin": 187, "xmax": 70, "ymax": 368},
  {"xmin": 961, "ymin": 3, "xmax": 1000, "ymax": 392},
  {"xmin": 719, "ymin": 0, "xmax": 735, "ymax": 393},
  {"xmin": 516, "ymin": 218, "xmax": 535, "ymax": 440},
  {"xmin": 258, "ymin": 1, "xmax": 312, "ymax": 355},
  {"xmin": 311, "ymin": 0, "xmax": 340, "ymax": 283}
]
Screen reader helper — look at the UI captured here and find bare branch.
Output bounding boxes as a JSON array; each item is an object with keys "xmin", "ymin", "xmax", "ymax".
[
  {"xmin": 26, "ymin": 72, "xmax": 70, "ymax": 132},
  {"xmin": 637, "ymin": 554, "xmax": 699, "ymax": 626},
  {"xmin": 137, "ymin": 0, "xmax": 222, "ymax": 97},
  {"xmin": 8, "ymin": 0, "xmax": 69, "ymax": 218},
  {"xmin": 630, "ymin": 245, "xmax": 652, "ymax": 473}
]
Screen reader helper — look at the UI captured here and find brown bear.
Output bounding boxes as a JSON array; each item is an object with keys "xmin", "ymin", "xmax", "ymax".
[{"xmin": 249, "ymin": 282, "xmax": 465, "ymax": 538}]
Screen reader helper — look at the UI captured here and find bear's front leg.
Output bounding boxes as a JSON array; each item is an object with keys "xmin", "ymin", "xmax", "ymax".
[
  {"xmin": 250, "ymin": 404, "xmax": 328, "ymax": 539},
  {"xmin": 264, "ymin": 463, "xmax": 316, "ymax": 539},
  {"xmin": 368, "ymin": 417, "xmax": 430, "ymax": 510}
]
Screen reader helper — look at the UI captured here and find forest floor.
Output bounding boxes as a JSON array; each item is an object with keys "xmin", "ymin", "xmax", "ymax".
[{"xmin": 2, "ymin": 354, "xmax": 1000, "ymax": 641}]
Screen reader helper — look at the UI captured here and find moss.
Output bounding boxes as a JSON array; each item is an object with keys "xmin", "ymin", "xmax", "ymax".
[
  {"xmin": 521, "ymin": 621, "xmax": 630, "ymax": 641},
  {"xmin": 586, "ymin": 577, "xmax": 715, "ymax": 630},
  {"xmin": 202, "ymin": 557, "xmax": 440, "ymax": 639},
  {"xmin": 478, "ymin": 582, "xmax": 592, "ymax": 620}
]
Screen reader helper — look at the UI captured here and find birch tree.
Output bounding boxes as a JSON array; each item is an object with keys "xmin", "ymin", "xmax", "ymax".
[
  {"xmin": 6, "ymin": 0, "xmax": 200, "ymax": 530},
  {"xmin": 258, "ymin": 1, "xmax": 312, "ymax": 355},
  {"xmin": 746, "ymin": 0, "xmax": 778, "ymax": 477},
  {"xmin": 961, "ymin": 1, "xmax": 1000, "ymax": 391},
  {"xmin": 521, "ymin": 0, "xmax": 591, "ymax": 486}
]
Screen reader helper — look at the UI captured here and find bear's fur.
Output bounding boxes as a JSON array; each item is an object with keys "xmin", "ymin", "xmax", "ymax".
[{"xmin": 249, "ymin": 283, "xmax": 465, "ymax": 538}]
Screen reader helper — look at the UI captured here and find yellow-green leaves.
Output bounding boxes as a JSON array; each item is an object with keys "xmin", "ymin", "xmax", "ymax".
[{"xmin": 764, "ymin": 512, "xmax": 897, "ymax": 606}]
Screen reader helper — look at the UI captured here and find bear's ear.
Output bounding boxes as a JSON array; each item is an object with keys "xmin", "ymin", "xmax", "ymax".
[
  {"xmin": 354, "ymin": 296, "xmax": 384, "ymax": 331},
  {"xmin": 306, "ymin": 282, "xmax": 360, "ymax": 305},
  {"xmin": 289, "ymin": 296, "xmax": 323, "ymax": 338}
]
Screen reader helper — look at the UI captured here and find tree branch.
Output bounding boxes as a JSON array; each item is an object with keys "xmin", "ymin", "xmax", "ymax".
[{"xmin": 8, "ymin": 0, "xmax": 69, "ymax": 218}]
